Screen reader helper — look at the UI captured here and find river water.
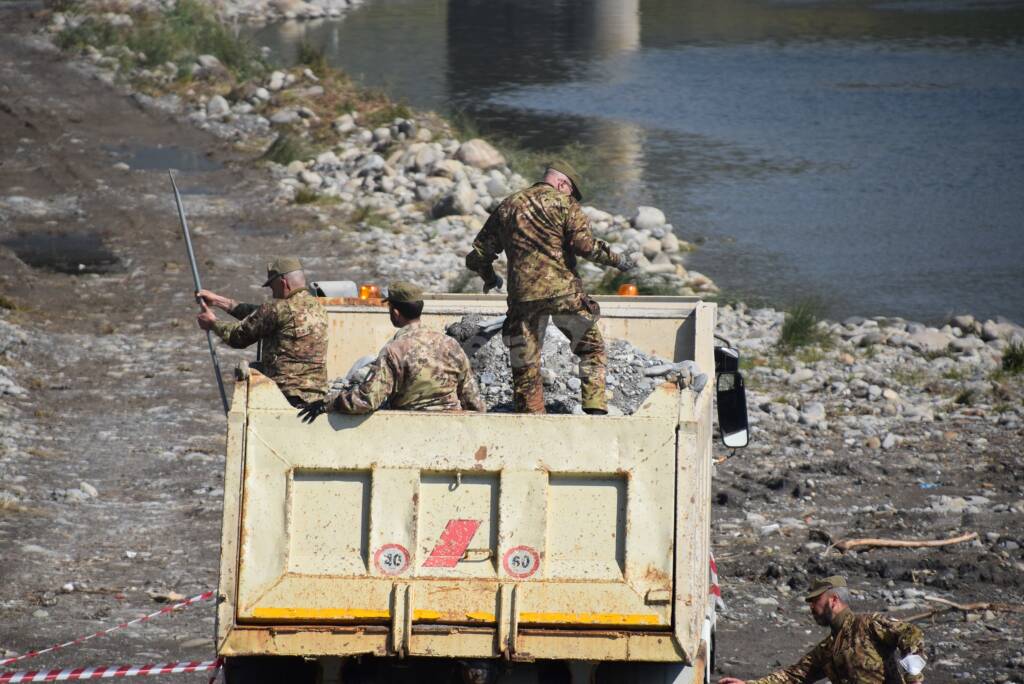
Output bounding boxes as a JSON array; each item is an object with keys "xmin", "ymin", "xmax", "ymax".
[{"xmin": 250, "ymin": 0, "xmax": 1024, "ymax": 323}]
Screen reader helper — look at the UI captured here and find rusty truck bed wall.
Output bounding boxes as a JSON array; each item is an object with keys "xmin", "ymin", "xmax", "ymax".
[{"xmin": 217, "ymin": 295, "xmax": 715, "ymax": 664}]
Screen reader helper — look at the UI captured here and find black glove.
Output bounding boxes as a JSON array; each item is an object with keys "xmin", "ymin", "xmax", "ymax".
[
  {"xmin": 297, "ymin": 399, "xmax": 328, "ymax": 424},
  {"xmin": 617, "ymin": 253, "xmax": 638, "ymax": 272},
  {"xmin": 483, "ymin": 274, "xmax": 504, "ymax": 294}
]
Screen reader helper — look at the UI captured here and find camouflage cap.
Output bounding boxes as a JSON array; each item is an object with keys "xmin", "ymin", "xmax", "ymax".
[
  {"xmin": 384, "ymin": 281, "xmax": 424, "ymax": 304},
  {"xmin": 546, "ymin": 159, "xmax": 583, "ymax": 201},
  {"xmin": 263, "ymin": 256, "xmax": 303, "ymax": 286},
  {"xmin": 804, "ymin": 575, "xmax": 847, "ymax": 601}
]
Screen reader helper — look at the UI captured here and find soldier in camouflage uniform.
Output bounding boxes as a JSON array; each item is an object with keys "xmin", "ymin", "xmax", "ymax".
[
  {"xmin": 298, "ymin": 282, "xmax": 484, "ymax": 420},
  {"xmin": 196, "ymin": 256, "xmax": 328, "ymax": 407},
  {"xmin": 719, "ymin": 576, "xmax": 927, "ymax": 684},
  {"xmin": 464, "ymin": 160, "xmax": 635, "ymax": 414}
]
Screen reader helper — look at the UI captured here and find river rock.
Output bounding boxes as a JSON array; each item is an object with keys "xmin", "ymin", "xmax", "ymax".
[
  {"xmin": 456, "ymin": 139, "xmax": 505, "ymax": 170},
  {"xmin": 430, "ymin": 159, "xmax": 466, "ymax": 180},
  {"xmin": 267, "ymin": 70, "xmax": 286, "ymax": 91},
  {"xmin": 799, "ymin": 402, "xmax": 826, "ymax": 426},
  {"xmin": 269, "ymin": 109, "xmax": 299, "ymax": 125},
  {"xmin": 432, "ymin": 182, "xmax": 477, "ymax": 218},
  {"xmin": 901, "ymin": 328, "xmax": 952, "ymax": 352},
  {"xmin": 633, "ymin": 206, "xmax": 666, "ymax": 231},
  {"xmin": 661, "ymin": 233, "xmax": 680, "ymax": 253},
  {"xmin": 982, "ymin": 319, "xmax": 1024, "ymax": 343},
  {"xmin": 206, "ymin": 95, "xmax": 230, "ymax": 118},
  {"xmin": 196, "ymin": 54, "xmax": 223, "ymax": 70},
  {"xmin": 299, "ymin": 170, "xmax": 322, "ymax": 187},
  {"xmin": 413, "ymin": 145, "xmax": 442, "ymax": 171},
  {"xmin": 333, "ymin": 113, "xmax": 356, "ymax": 134},
  {"xmin": 642, "ymin": 238, "xmax": 663, "ymax": 260}
]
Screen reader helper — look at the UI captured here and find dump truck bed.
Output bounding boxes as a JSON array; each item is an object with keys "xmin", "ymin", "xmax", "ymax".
[{"xmin": 216, "ymin": 294, "xmax": 716, "ymax": 666}]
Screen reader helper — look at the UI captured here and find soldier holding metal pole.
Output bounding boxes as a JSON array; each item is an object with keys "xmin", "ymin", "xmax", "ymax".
[
  {"xmin": 195, "ymin": 257, "xmax": 329, "ymax": 408},
  {"xmin": 170, "ymin": 171, "xmax": 229, "ymax": 415}
]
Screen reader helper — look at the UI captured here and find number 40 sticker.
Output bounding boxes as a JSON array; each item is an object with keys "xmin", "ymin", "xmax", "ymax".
[
  {"xmin": 502, "ymin": 546, "xmax": 540, "ymax": 579},
  {"xmin": 374, "ymin": 544, "xmax": 411, "ymax": 576}
]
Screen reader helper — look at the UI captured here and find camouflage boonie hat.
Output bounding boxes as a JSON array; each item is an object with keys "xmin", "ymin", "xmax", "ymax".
[
  {"xmin": 805, "ymin": 575, "xmax": 847, "ymax": 601},
  {"xmin": 263, "ymin": 256, "xmax": 303, "ymax": 286},
  {"xmin": 547, "ymin": 159, "xmax": 583, "ymax": 201},
  {"xmin": 384, "ymin": 281, "xmax": 424, "ymax": 304}
]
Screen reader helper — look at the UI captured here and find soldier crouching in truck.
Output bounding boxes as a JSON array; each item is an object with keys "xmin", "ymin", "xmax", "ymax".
[
  {"xmin": 464, "ymin": 160, "xmax": 635, "ymax": 415},
  {"xmin": 196, "ymin": 256, "xmax": 328, "ymax": 408},
  {"xmin": 298, "ymin": 281, "xmax": 485, "ymax": 422},
  {"xmin": 719, "ymin": 576, "xmax": 927, "ymax": 684}
]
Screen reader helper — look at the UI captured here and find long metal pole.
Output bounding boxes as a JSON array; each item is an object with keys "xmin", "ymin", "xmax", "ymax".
[{"xmin": 169, "ymin": 171, "xmax": 230, "ymax": 415}]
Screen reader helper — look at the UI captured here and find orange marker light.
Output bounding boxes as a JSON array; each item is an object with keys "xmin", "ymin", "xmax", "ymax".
[
  {"xmin": 359, "ymin": 283, "xmax": 381, "ymax": 300},
  {"xmin": 617, "ymin": 283, "xmax": 639, "ymax": 296}
]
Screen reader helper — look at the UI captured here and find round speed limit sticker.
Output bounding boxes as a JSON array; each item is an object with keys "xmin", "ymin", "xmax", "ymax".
[
  {"xmin": 374, "ymin": 544, "xmax": 411, "ymax": 576},
  {"xmin": 502, "ymin": 546, "xmax": 540, "ymax": 579}
]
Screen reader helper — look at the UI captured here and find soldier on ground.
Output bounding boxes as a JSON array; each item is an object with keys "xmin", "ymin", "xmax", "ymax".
[
  {"xmin": 196, "ymin": 256, "xmax": 328, "ymax": 408},
  {"xmin": 298, "ymin": 281, "xmax": 485, "ymax": 420},
  {"xmin": 464, "ymin": 160, "xmax": 635, "ymax": 414},
  {"xmin": 719, "ymin": 576, "xmax": 927, "ymax": 684}
]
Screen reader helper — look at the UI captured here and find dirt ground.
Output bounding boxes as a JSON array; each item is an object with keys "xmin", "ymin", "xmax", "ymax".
[{"xmin": 1, "ymin": 5, "xmax": 1021, "ymax": 683}]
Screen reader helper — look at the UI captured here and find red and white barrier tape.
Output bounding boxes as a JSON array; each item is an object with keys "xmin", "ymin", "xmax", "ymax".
[
  {"xmin": 0, "ymin": 658, "xmax": 222, "ymax": 683},
  {"xmin": 0, "ymin": 592, "xmax": 215, "ymax": 667},
  {"xmin": 710, "ymin": 553, "xmax": 726, "ymax": 611}
]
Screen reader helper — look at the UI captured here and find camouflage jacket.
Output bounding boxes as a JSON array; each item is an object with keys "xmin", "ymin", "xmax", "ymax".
[
  {"xmin": 750, "ymin": 609, "xmax": 925, "ymax": 684},
  {"xmin": 465, "ymin": 182, "xmax": 623, "ymax": 303},
  {"xmin": 327, "ymin": 321, "xmax": 485, "ymax": 414},
  {"xmin": 211, "ymin": 289, "xmax": 328, "ymax": 403}
]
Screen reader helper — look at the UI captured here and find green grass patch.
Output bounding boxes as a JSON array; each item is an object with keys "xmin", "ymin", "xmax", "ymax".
[
  {"xmin": 362, "ymin": 103, "xmax": 413, "ymax": 128},
  {"xmin": 1002, "ymin": 341, "xmax": 1024, "ymax": 374},
  {"xmin": 297, "ymin": 40, "xmax": 329, "ymax": 78},
  {"xmin": 892, "ymin": 367, "xmax": 925, "ymax": 387},
  {"xmin": 293, "ymin": 188, "xmax": 319, "ymax": 204},
  {"xmin": 920, "ymin": 345, "xmax": 955, "ymax": 361},
  {"xmin": 777, "ymin": 300, "xmax": 832, "ymax": 352},
  {"xmin": 261, "ymin": 133, "xmax": 309, "ymax": 165},
  {"xmin": 0, "ymin": 294, "xmax": 20, "ymax": 311},
  {"xmin": 942, "ymin": 367, "xmax": 969, "ymax": 382},
  {"xmin": 347, "ymin": 205, "xmax": 392, "ymax": 230},
  {"xmin": 56, "ymin": 0, "xmax": 265, "ymax": 80},
  {"xmin": 954, "ymin": 388, "xmax": 976, "ymax": 406}
]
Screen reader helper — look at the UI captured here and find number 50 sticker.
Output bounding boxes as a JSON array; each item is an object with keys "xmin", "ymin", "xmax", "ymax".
[{"xmin": 502, "ymin": 546, "xmax": 540, "ymax": 579}]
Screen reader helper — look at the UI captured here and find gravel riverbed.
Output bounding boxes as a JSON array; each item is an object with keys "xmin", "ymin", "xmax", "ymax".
[{"xmin": 1, "ymin": 4, "xmax": 1022, "ymax": 683}]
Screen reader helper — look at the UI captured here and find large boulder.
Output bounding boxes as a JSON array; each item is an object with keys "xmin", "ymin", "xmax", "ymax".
[{"xmin": 456, "ymin": 139, "xmax": 506, "ymax": 170}]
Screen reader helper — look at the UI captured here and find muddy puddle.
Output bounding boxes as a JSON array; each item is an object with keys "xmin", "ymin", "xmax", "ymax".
[
  {"xmin": 105, "ymin": 143, "xmax": 222, "ymax": 172},
  {"xmin": 2, "ymin": 231, "xmax": 121, "ymax": 274}
]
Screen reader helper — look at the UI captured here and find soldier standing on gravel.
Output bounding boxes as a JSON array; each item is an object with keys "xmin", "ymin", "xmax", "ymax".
[
  {"xmin": 196, "ymin": 256, "xmax": 328, "ymax": 408},
  {"xmin": 719, "ymin": 576, "xmax": 927, "ymax": 684},
  {"xmin": 298, "ymin": 281, "xmax": 485, "ymax": 420},
  {"xmin": 464, "ymin": 160, "xmax": 635, "ymax": 414}
]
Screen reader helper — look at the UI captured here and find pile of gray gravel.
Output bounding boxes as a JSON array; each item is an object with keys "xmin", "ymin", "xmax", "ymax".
[{"xmin": 445, "ymin": 314, "xmax": 674, "ymax": 415}]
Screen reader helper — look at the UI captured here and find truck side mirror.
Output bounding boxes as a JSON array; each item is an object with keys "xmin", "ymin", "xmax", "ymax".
[{"xmin": 714, "ymin": 345, "xmax": 749, "ymax": 448}]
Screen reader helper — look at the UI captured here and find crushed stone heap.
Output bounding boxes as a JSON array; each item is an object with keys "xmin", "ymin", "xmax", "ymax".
[{"xmin": 445, "ymin": 314, "xmax": 676, "ymax": 415}]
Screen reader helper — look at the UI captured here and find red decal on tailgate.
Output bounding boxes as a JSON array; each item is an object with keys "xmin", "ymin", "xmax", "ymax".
[{"xmin": 422, "ymin": 519, "xmax": 481, "ymax": 568}]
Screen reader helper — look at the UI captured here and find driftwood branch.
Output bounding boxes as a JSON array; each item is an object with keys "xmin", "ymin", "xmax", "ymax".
[
  {"xmin": 905, "ymin": 597, "xmax": 1024, "ymax": 622},
  {"xmin": 834, "ymin": 531, "xmax": 977, "ymax": 553}
]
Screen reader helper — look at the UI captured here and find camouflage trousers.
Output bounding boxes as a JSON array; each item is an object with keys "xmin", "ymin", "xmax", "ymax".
[{"xmin": 503, "ymin": 293, "xmax": 607, "ymax": 414}]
